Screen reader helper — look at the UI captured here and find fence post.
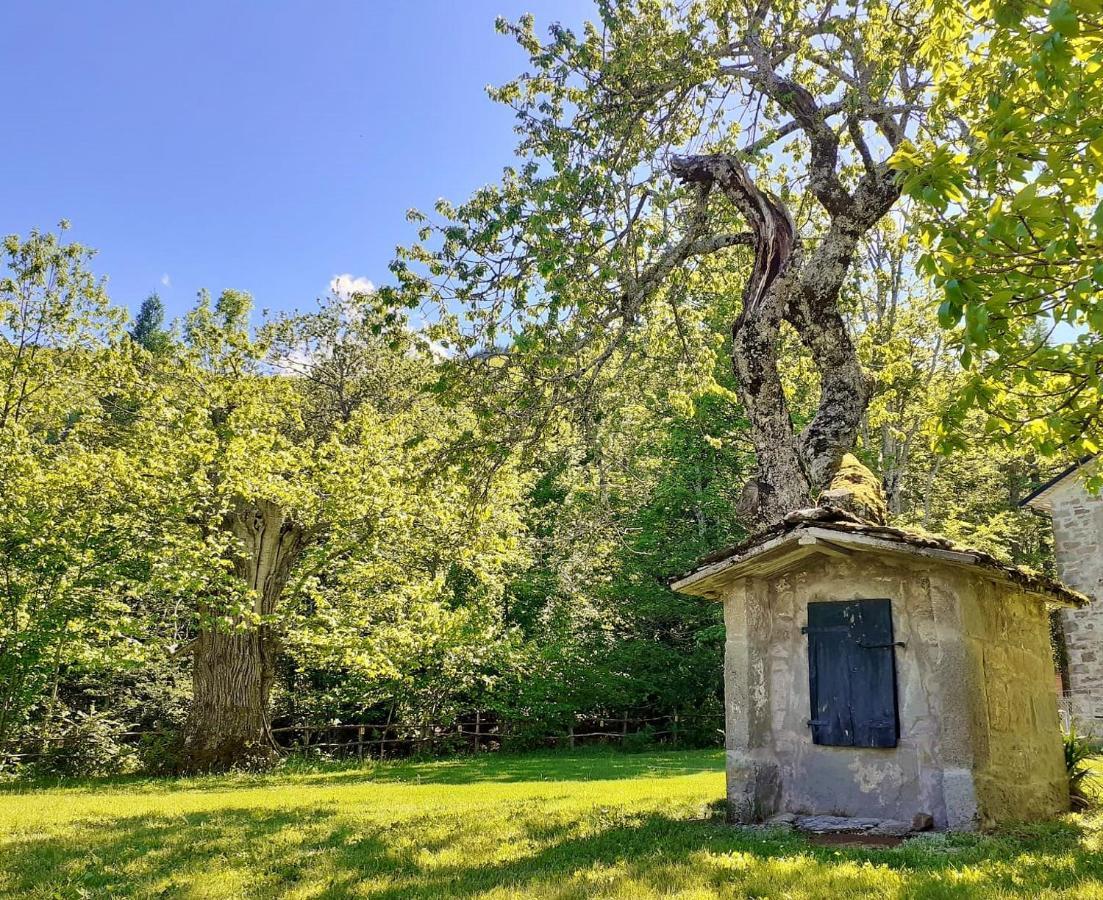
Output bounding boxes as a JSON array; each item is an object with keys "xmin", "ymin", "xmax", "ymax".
[
  {"xmin": 474, "ymin": 710, "xmax": 481, "ymax": 752},
  {"xmin": 378, "ymin": 703, "xmax": 395, "ymax": 760},
  {"xmin": 357, "ymin": 726, "xmax": 365, "ymax": 760}
]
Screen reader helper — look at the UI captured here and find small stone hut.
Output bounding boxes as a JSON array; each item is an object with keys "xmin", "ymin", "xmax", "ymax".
[{"xmin": 673, "ymin": 504, "xmax": 1086, "ymax": 831}]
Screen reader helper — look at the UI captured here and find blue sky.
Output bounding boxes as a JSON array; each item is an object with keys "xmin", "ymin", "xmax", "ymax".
[{"xmin": 2, "ymin": 1, "xmax": 594, "ymax": 320}]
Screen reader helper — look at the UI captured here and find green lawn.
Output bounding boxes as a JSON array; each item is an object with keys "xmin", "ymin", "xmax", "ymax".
[{"xmin": 1, "ymin": 750, "xmax": 1101, "ymax": 899}]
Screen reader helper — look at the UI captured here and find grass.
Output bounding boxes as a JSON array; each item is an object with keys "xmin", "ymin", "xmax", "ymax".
[{"xmin": 0, "ymin": 749, "xmax": 1100, "ymax": 898}]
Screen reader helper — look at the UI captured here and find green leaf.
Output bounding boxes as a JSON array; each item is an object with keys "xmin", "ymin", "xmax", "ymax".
[
  {"xmin": 1048, "ymin": 0, "xmax": 1079, "ymax": 36},
  {"xmin": 995, "ymin": 1, "xmax": 1024, "ymax": 26},
  {"xmin": 938, "ymin": 300, "xmax": 961, "ymax": 328}
]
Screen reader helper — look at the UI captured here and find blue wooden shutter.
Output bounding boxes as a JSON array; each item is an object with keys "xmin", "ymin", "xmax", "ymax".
[{"xmin": 805, "ymin": 598, "xmax": 899, "ymax": 748}]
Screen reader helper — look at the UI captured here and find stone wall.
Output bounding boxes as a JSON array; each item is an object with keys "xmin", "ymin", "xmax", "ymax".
[
  {"xmin": 722, "ymin": 579, "xmax": 778, "ymax": 823},
  {"xmin": 723, "ymin": 553, "xmax": 970, "ymax": 827},
  {"xmin": 1048, "ymin": 476, "xmax": 1103, "ymax": 731},
  {"xmin": 954, "ymin": 573, "xmax": 1069, "ymax": 826}
]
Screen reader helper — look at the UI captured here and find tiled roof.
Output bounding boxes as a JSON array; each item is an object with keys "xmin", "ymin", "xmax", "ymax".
[{"xmin": 674, "ymin": 505, "xmax": 1089, "ymax": 607}]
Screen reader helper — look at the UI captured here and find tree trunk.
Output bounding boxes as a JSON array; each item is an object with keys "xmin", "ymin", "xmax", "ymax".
[
  {"xmin": 672, "ymin": 142, "xmax": 898, "ymax": 527},
  {"xmin": 672, "ymin": 155, "xmax": 814, "ymax": 524},
  {"xmin": 182, "ymin": 498, "xmax": 304, "ymax": 772},
  {"xmin": 881, "ymin": 421, "xmax": 908, "ymax": 515},
  {"xmin": 185, "ymin": 625, "xmax": 278, "ymax": 771}
]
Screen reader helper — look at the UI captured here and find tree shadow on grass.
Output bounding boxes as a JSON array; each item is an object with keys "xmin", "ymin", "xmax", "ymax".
[
  {"xmin": 352, "ymin": 815, "xmax": 1103, "ymax": 899},
  {"xmin": 0, "ymin": 749, "xmax": 724, "ymax": 797},
  {"xmin": 4, "ymin": 802, "xmax": 1102, "ymax": 899},
  {"xmin": 314, "ymin": 749, "xmax": 723, "ymax": 788},
  {"xmin": 2, "ymin": 806, "xmax": 392, "ymax": 898}
]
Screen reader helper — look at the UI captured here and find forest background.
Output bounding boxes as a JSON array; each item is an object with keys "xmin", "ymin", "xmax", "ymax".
[{"xmin": 2, "ymin": 0, "xmax": 1101, "ymax": 775}]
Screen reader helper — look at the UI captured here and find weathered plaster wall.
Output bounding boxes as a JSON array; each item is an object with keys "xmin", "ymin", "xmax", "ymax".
[
  {"xmin": 722, "ymin": 579, "xmax": 780, "ymax": 822},
  {"xmin": 1048, "ymin": 476, "xmax": 1103, "ymax": 730},
  {"xmin": 953, "ymin": 573, "xmax": 1070, "ymax": 825},
  {"xmin": 756, "ymin": 554, "xmax": 966, "ymax": 828},
  {"xmin": 721, "ymin": 553, "xmax": 1067, "ymax": 829}
]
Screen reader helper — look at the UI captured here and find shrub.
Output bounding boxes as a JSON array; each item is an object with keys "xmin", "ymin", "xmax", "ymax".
[
  {"xmin": 135, "ymin": 730, "xmax": 186, "ymax": 775},
  {"xmin": 1064, "ymin": 725, "xmax": 1101, "ymax": 810},
  {"xmin": 32, "ymin": 711, "xmax": 138, "ymax": 778}
]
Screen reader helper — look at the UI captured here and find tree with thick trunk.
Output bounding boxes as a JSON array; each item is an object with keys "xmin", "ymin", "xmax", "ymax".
[
  {"xmin": 649, "ymin": 28, "xmax": 910, "ymax": 524},
  {"xmin": 183, "ymin": 499, "xmax": 305, "ymax": 770},
  {"xmin": 669, "ymin": 120, "xmax": 901, "ymax": 522},
  {"xmin": 173, "ymin": 288, "xmax": 428, "ymax": 772},
  {"xmin": 171, "ymin": 287, "xmax": 514, "ymax": 772},
  {"xmin": 397, "ymin": 1, "xmax": 929, "ymax": 527},
  {"xmin": 173, "ymin": 289, "xmax": 319, "ymax": 772}
]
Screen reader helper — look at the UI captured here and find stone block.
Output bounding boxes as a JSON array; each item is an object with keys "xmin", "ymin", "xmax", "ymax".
[
  {"xmin": 795, "ymin": 815, "xmax": 881, "ymax": 834},
  {"xmin": 869, "ymin": 819, "xmax": 914, "ymax": 836}
]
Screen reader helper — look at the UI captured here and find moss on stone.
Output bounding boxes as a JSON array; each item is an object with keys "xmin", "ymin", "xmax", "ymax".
[{"xmin": 818, "ymin": 454, "xmax": 889, "ymax": 525}]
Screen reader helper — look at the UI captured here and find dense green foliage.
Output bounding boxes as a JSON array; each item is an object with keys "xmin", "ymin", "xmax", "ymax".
[
  {"xmin": 128, "ymin": 293, "xmax": 169, "ymax": 353},
  {"xmin": 2, "ymin": 749, "xmax": 1101, "ymax": 898},
  {"xmin": 3, "ymin": 0, "xmax": 1101, "ymax": 774},
  {"xmin": 0, "ymin": 226, "xmax": 743, "ymax": 772},
  {"xmin": 0, "ymin": 213, "xmax": 1065, "ymax": 774},
  {"xmin": 903, "ymin": 0, "xmax": 1103, "ymax": 458}
]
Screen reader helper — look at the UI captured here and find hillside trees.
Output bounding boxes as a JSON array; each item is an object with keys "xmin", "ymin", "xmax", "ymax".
[
  {"xmin": 0, "ymin": 227, "xmax": 163, "ymax": 756},
  {"xmin": 265, "ymin": 297, "xmax": 530, "ymax": 735},
  {"xmin": 847, "ymin": 220, "xmax": 1055, "ymax": 564},
  {"xmin": 496, "ymin": 286, "xmax": 752, "ymax": 736},
  {"xmin": 0, "ymin": 239, "xmax": 531, "ymax": 770},
  {"xmin": 129, "ymin": 293, "xmax": 170, "ymax": 353},
  {"xmin": 850, "ymin": 215, "xmax": 958, "ymax": 516}
]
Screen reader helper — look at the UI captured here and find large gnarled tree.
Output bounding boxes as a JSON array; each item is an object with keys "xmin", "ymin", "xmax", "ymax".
[{"xmin": 391, "ymin": 1, "xmax": 932, "ymax": 526}]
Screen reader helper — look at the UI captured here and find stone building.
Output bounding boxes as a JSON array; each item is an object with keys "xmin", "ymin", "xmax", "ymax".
[
  {"xmin": 673, "ymin": 506, "xmax": 1084, "ymax": 831},
  {"xmin": 1021, "ymin": 456, "xmax": 1103, "ymax": 732}
]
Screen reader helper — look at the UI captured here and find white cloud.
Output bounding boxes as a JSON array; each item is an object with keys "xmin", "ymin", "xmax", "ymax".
[
  {"xmin": 427, "ymin": 340, "xmax": 453, "ymax": 361},
  {"xmin": 160, "ymin": 273, "xmax": 171, "ymax": 287},
  {"xmin": 329, "ymin": 274, "xmax": 374, "ymax": 299}
]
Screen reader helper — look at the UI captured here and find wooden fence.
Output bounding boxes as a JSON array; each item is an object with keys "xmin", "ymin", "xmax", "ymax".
[
  {"xmin": 3, "ymin": 711, "xmax": 723, "ymax": 765},
  {"xmin": 269, "ymin": 712, "xmax": 723, "ymax": 759}
]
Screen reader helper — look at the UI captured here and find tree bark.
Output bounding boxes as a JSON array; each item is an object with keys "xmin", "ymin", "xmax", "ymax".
[
  {"xmin": 672, "ymin": 155, "xmax": 813, "ymax": 525},
  {"xmin": 661, "ymin": 25, "xmax": 914, "ymax": 528},
  {"xmin": 671, "ymin": 150, "xmax": 898, "ymax": 527},
  {"xmin": 182, "ymin": 498, "xmax": 304, "ymax": 772}
]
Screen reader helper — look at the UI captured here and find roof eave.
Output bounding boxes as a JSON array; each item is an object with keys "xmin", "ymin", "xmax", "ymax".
[
  {"xmin": 1019, "ymin": 455, "xmax": 1098, "ymax": 512},
  {"xmin": 672, "ymin": 524, "xmax": 1086, "ymax": 608}
]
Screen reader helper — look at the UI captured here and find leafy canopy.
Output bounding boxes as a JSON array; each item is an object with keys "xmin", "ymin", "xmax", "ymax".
[{"xmin": 899, "ymin": 0, "xmax": 1103, "ymax": 456}]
